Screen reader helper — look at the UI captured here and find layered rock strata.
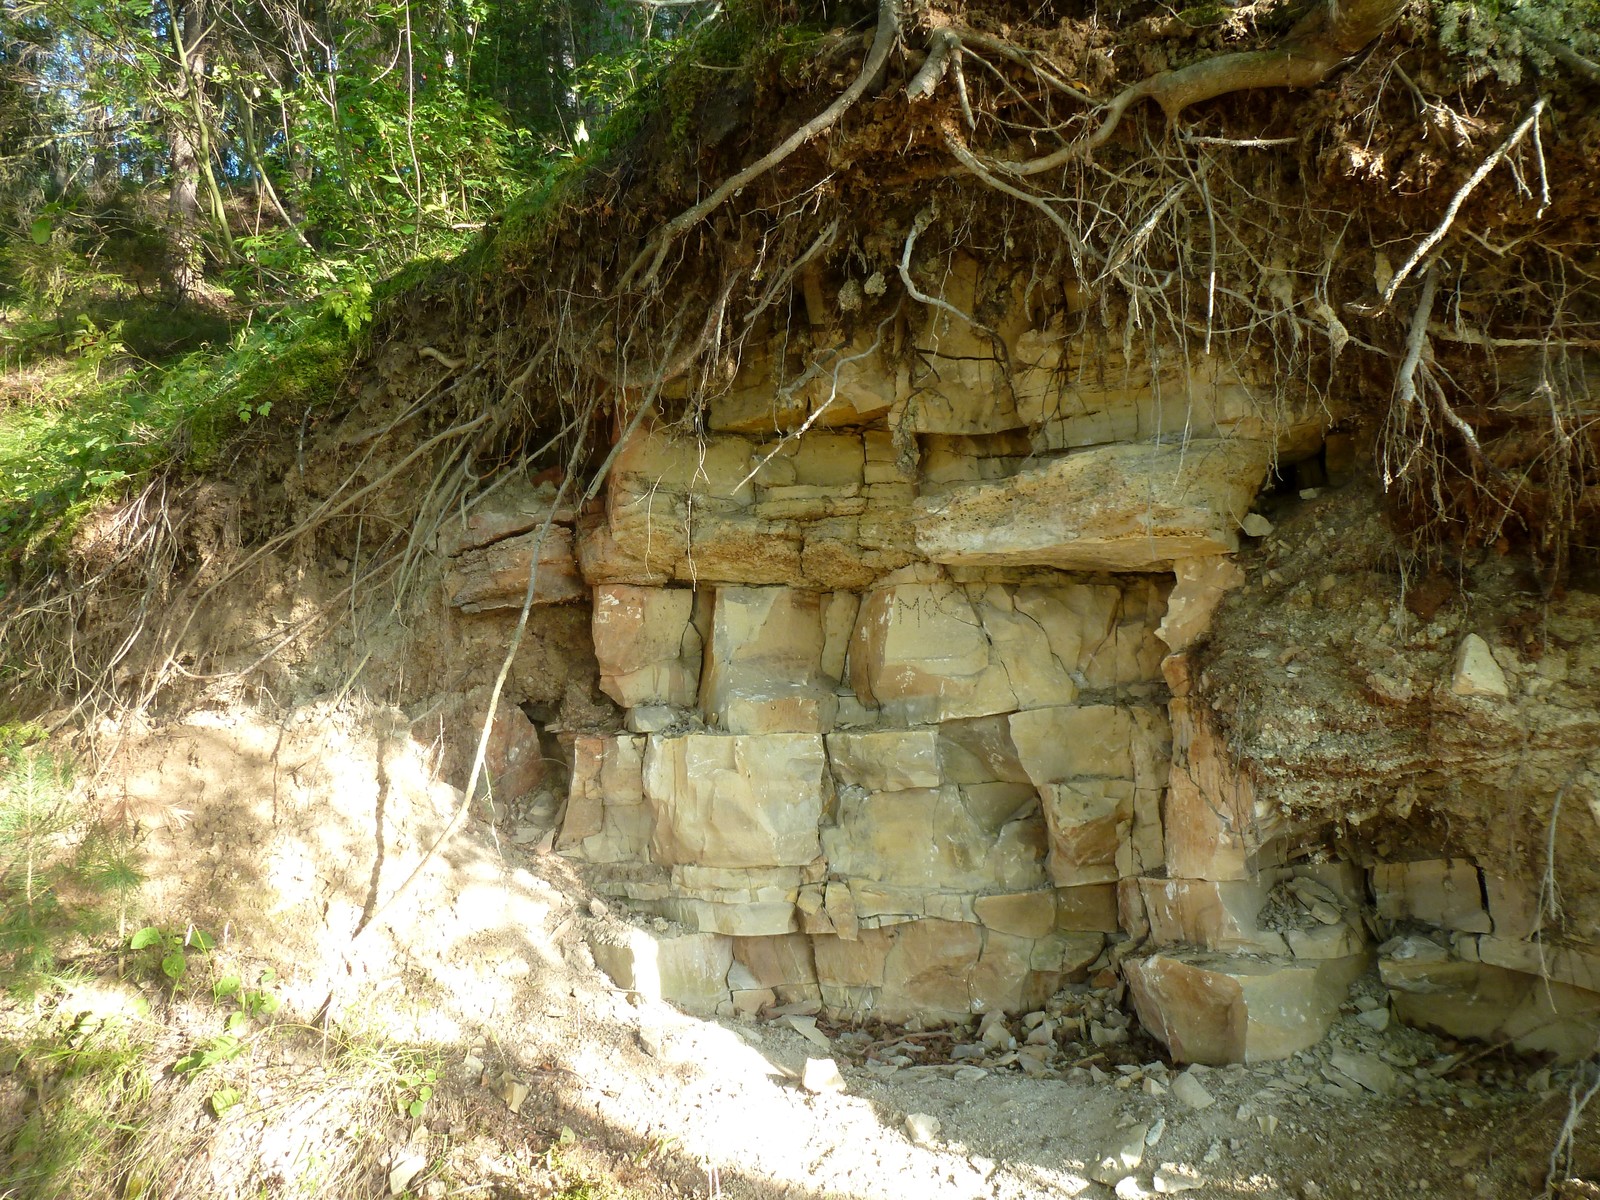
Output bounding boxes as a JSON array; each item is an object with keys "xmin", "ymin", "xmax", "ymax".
[{"xmin": 442, "ymin": 264, "xmax": 1600, "ymax": 1060}]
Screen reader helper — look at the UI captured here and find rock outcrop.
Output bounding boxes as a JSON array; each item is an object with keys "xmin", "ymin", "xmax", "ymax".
[{"xmin": 442, "ymin": 259, "xmax": 1600, "ymax": 1061}]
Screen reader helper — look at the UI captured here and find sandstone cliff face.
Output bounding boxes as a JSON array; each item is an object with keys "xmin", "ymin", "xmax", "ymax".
[{"xmin": 438, "ymin": 259, "xmax": 1600, "ymax": 1061}]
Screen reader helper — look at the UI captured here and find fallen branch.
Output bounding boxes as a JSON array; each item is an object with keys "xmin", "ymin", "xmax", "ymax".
[{"xmin": 620, "ymin": 0, "xmax": 900, "ymax": 290}]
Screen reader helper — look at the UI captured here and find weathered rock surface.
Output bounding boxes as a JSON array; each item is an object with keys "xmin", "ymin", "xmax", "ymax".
[
  {"xmin": 1125, "ymin": 950, "xmax": 1368, "ymax": 1064},
  {"xmin": 912, "ymin": 440, "xmax": 1273, "ymax": 572},
  {"xmin": 643, "ymin": 734, "xmax": 830, "ymax": 869},
  {"xmin": 449, "ymin": 523, "xmax": 587, "ymax": 610},
  {"xmin": 530, "ymin": 290, "xmax": 1598, "ymax": 1065},
  {"xmin": 593, "ymin": 585, "xmax": 702, "ymax": 708}
]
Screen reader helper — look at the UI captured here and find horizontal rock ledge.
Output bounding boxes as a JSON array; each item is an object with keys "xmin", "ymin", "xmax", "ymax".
[{"xmin": 912, "ymin": 438, "xmax": 1273, "ymax": 572}]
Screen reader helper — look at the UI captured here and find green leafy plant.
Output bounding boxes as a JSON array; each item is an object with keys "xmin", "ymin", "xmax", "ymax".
[
  {"xmin": 173, "ymin": 1032, "xmax": 245, "ymax": 1076},
  {"xmin": 212, "ymin": 967, "xmax": 282, "ymax": 1031},
  {"xmin": 127, "ymin": 924, "xmax": 215, "ymax": 988},
  {"xmin": 396, "ymin": 1065, "xmax": 438, "ymax": 1118}
]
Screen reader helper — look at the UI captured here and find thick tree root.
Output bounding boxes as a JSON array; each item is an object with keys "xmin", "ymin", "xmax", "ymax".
[{"xmin": 994, "ymin": 0, "xmax": 1407, "ymax": 176}]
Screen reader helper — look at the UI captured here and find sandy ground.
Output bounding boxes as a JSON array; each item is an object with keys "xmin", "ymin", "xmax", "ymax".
[{"xmin": 4, "ymin": 697, "xmax": 1584, "ymax": 1200}]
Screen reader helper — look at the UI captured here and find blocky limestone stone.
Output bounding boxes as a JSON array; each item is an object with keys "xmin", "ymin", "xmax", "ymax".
[
  {"xmin": 1140, "ymin": 877, "xmax": 1288, "ymax": 956},
  {"xmin": 1057, "ymin": 883, "xmax": 1120, "ymax": 933},
  {"xmin": 1475, "ymin": 935, "xmax": 1600, "ymax": 993},
  {"xmin": 1372, "ymin": 859, "xmax": 1492, "ymax": 933},
  {"xmin": 824, "ymin": 880, "xmax": 860, "ymax": 939},
  {"xmin": 449, "ymin": 524, "xmax": 587, "ymax": 611},
  {"xmin": 1010, "ymin": 333, "xmax": 1303, "ymax": 455},
  {"xmin": 826, "ymin": 729, "xmax": 942, "ymax": 791},
  {"xmin": 1119, "ymin": 878, "xmax": 1151, "ymax": 940},
  {"xmin": 584, "ymin": 861, "xmax": 671, "ymax": 903},
  {"xmin": 1125, "ymin": 949, "xmax": 1368, "ymax": 1064},
  {"xmin": 593, "ymin": 585, "xmax": 702, "ymax": 708},
  {"xmin": 1157, "ymin": 557, "xmax": 1246, "ymax": 653},
  {"xmin": 437, "ymin": 484, "xmax": 575, "ymax": 557},
  {"xmin": 1382, "ymin": 936, "xmax": 1600, "ymax": 1061},
  {"xmin": 733, "ymin": 933, "xmax": 820, "ymax": 1006},
  {"xmin": 1484, "ymin": 874, "xmax": 1541, "ymax": 939},
  {"xmin": 1164, "ymin": 697, "xmax": 1286, "ymax": 881},
  {"xmin": 725, "ymin": 960, "xmax": 775, "ymax": 1017},
  {"xmin": 587, "ymin": 925, "xmax": 734, "ymax": 1013},
  {"xmin": 653, "ymin": 864, "xmax": 805, "ymax": 935},
  {"xmin": 846, "ymin": 574, "xmax": 1166, "ymax": 726},
  {"xmin": 974, "ymin": 890, "xmax": 1057, "ymax": 938},
  {"xmin": 701, "ymin": 586, "xmax": 835, "ymax": 734},
  {"xmin": 654, "ymin": 898, "xmax": 798, "ymax": 936},
  {"xmin": 1029, "ymin": 579, "xmax": 1171, "ymax": 690},
  {"xmin": 1007, "ymin": 705, "xmax": 1167, "ymax": 882},
  {"xmin": 585, "ymin": 425, "xmax": 917, "ymax": 589},
  {"xmin": 1008, "ymin": 705, "xmax": 1170, "ymax": 788},
  {"xmin": 848, "ymin": 568, "xmax": 1024, "ymax": 723},
  {"xmin": 1139, "ymin": 868, "xmax": 1366, "ymax": 960},
  {"xmin": 624, "ymin": 704, "xmax": 694, "ymax": 734},
  {"xmin": 820, "ymin": 592, "xmax": 859, "ymax": 682},
  {"xmin": 902, "ymin": 259, "xmax": 1029, "ymax": 437},
  {"xmin": 938, "ymin": 716, "xmax": 1031, "ymax": 784},
  {"xmin": 813, "ymin": 919, "xmax": 1088, "ymax": 1020},
  {"xmin": 1038, "ymin": 780, "xmax": 1132, "ymax": 885},
  {"xmin": 484, "ymin": 702, "xmax": 547, "ymax": 802},
  {"xmin": 709, "ymin": 339, "xmax": 900, "ymax": 434},
  {"xmin": 559, "ymin": 735, "xmax": 649, "ymax": 863},
  {"xmin": 912, "ymin": 439, "xmax": 1274, "ymax": 572},
  {"xmin": 822, "ymin": 784, "xmax": 1046, "ymax": 893},
  {"xmin": 919, "ymin": 433, "xmax": 1032, "ymax": 493},
  {"xmin": 642, "ymin": 734, "xmax": 829, "ymax": 868}
]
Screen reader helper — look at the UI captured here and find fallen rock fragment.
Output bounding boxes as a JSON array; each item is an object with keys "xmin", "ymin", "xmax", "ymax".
[
  {"xmin": 494, "ymin": 1074, "xmax": 530, "ymax": 1115},
  {"xmin": 1091, "ymin": 1124, "xmax": 1149, "ymax": 1185},
  {"xmin": 1326, "ymin": 1051, "xmax": 1397, "ymax": 1096},
  {"xmin": 786, "ymin": 1014, "xmax": 832, "ymax": 1050},
  {"xmin": 388, "ymin": 1150, "xmax": 428, "ymax": 1196},
  {"xmin": 1450, "ymin": 634, "xmax": 1509, "ymax": 697},
  {"xmin": 905, "ymin": 1113, "xmax": 942, "ymax": 1146},
  {"xmin": 1155, "ymin": 1164, "xmax": 1205, "ymax": 1194},
  {"xmin": 1170, "ymin": 1068, "xmax": 1215, "ymax": 1110},
  {"xmin": 802, "ymin": 1057, "xmax": 846, "ymax": 1094},
  {"xmin": 1125, "ymin": 949, "xmax": 1367, "ymax": 1063}
]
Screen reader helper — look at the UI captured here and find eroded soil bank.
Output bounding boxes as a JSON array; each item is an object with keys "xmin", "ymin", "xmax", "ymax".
[{"xmin": 4, "ymin": 0, "xmax": 1600, "ymax": 1195}]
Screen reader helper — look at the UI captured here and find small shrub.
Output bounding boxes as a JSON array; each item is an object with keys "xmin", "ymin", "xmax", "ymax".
[{"xmin": 0, "ymin": 742, "xmax": 141, "ymax": 993}]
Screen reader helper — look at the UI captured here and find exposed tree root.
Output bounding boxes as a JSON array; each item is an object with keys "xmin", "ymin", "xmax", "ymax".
[
  {"xmin": 989, "ymin": 0, "xmax": 1406, "ymax": 176},
  {"xmin": 619, "ymin": 0, "xmax": 901, "ymax": 291}
]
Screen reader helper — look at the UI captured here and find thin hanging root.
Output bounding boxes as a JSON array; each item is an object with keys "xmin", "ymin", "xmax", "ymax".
[
  {"xmin": 956, "ymin": 30, "xmax": 1093, "ymax": 106},
  {"xmin": 1373, "ymin": 97, "xmax": 1549, "ymax": 313},
  {"xmin": 746, "ymin": 218, "xmax": 841, "ymax": 325},
  {"xmin": 898, "ymin": 207, "xmax": 1017, "ymax": 407},
  {"xmin": 939, "ymin": 122, "xmax": 1097, "ymax": 276},
  {"xmin": 619, "ymin": 0, "xmax": 900, "ymax": 291}
]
